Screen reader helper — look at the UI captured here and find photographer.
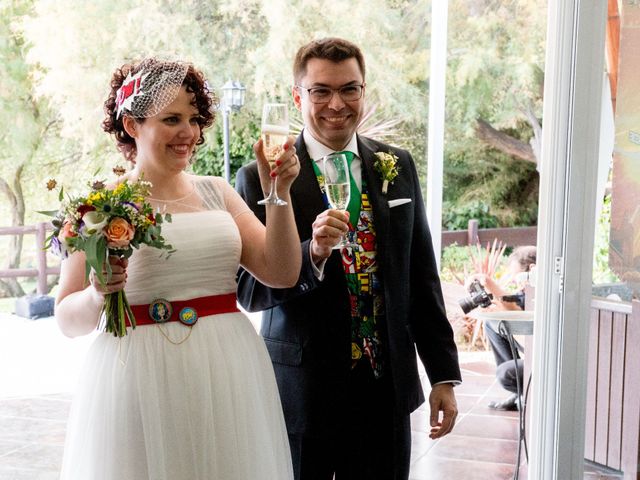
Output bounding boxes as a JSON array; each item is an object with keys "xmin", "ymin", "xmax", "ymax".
[{"xmin": 464, "ymin": 246, "xmax": 536, "ymax": 411}]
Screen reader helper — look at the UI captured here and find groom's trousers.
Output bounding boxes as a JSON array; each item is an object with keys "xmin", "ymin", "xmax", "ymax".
[{"xmin": 288, "ymin": 361, "xmax": 411, "ymax": 480}]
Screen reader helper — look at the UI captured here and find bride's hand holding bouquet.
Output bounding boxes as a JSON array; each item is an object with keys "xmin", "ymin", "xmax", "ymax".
[{"xmin": 43, "ymin": 176, "xmax": 175, "ymax": 337}]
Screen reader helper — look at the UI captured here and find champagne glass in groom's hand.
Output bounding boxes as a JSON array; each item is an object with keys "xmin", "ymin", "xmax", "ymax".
[
  {"xmin": 323, "ymin": 152, "xmax": 357, "ymax": 249},
  {"xmin": 258, "ymin": 103, "xmax": 289, "ymax": 206}
]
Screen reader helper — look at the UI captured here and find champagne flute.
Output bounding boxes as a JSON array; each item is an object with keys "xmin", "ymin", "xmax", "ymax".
[
  {"xmin": 323, "ymin": 152, "xmax": 357, "ymax": 249},
  {"xmin": 258, "ymin": 103, "xmax": 289, "ymax": 206}
]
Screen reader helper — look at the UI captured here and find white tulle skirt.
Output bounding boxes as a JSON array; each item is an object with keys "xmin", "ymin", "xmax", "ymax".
[{"xmin": 60, "ymin": 313, "xmax": 293, "ymax": 480}]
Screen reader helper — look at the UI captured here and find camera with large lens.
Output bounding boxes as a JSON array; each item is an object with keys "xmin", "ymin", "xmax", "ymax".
[{"xmin": 458, "ymin": 279, "xmax": 493, "ymax": 314}]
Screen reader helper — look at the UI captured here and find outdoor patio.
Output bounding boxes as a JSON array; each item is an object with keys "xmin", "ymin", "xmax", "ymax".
[{"xmin": 0, "ymin": 312, "xmax": 623, "ymax": 479}]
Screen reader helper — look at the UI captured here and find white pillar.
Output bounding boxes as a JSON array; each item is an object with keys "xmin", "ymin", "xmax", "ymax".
[
  {"xmin": 426, "ymin": 0, "xmax": 448, "ymax": 271},
  {"xmin": 530, "ymin": 1, "xmax": 607, "ymax": 478}
]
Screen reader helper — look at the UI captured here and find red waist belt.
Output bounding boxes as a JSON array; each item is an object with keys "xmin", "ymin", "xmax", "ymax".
[{"xmin": 131, "ymin": 293, "xmax": 239, "ymax": 327}]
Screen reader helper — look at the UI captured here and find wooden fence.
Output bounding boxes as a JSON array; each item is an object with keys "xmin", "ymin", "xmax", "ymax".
[
  {"xmin": 584, "ymin": 298, "xmax": 640, "ymax": 478},
  {"xmin": 441, "ymin": 219, "xmax": 537, "ymax": 248},
  {"xmin": 0, "ymin": 222, "xmax": 59, "ymax": 295},
  {"xmin": 0, "ymin": 219, "xmax": 537, "ymax": 297}
]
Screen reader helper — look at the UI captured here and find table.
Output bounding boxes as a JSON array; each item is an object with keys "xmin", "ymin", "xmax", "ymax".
[{"xmin": 475, "ymin": 310, "xmax": 534, "ymax": 480}]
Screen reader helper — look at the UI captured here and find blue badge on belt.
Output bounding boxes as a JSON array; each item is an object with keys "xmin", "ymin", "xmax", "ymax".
[
  {"xmin": 178, "ymin": 307, "xmax": 198, "ymax": 326},
  {"xmin": 149, "ymin": 298, "xmax": 172, "ymax": 323}
]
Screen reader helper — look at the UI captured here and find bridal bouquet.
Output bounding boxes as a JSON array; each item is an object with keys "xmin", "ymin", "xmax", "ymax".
[{"xmin": 42, "ymin": 176, "xmax": 174, "ymax": 337}]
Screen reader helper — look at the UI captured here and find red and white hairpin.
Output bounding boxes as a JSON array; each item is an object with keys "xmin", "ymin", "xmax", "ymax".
[{"xmin": 116, "ymin": 70, "xmax": 149, "ymax": 119}]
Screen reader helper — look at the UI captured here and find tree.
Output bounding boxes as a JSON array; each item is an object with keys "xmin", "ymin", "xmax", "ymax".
[
  {"xmin": 2, "ymin": 0, "xmax": 548, "ymax": 300},
  {"xmin": 18, "ymin": 0, "xmax": 435, "ymax": 177},
  {"xmin": 449, "ymin": 0, "xmax": 545, "ymax": 160},
  {"xmin": 444, "ymin": 0, "xmax": 546, "ymax": 226},
  {"xmin": 0, "ymin": 0, "xmax": 62, "ymax": 296}
]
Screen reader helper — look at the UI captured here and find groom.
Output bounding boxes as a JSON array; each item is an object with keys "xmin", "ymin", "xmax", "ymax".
[{"xmin": 236, "ymin": 37, "xmax": 461, "ymax": 480}]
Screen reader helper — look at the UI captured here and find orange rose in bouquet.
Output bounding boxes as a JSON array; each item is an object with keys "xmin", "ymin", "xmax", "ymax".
[{"xmin": 105, "ymin": 217, "xmax": 135, "ymax": 248}]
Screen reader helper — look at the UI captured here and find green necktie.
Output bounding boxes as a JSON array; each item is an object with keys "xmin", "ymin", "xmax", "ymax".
[{"xmin": 336, "ymin": 151, "xmax": 361, "ymax": 227}]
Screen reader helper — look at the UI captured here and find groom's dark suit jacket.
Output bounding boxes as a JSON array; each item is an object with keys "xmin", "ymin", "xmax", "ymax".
[{"xmin": 235, "ymin": 134, "xmax": 461, "ymax": 435}]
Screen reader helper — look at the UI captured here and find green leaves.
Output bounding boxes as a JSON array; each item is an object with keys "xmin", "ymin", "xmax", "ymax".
[
  {"xmin": 36, "ymin": 210, "xmax": 59, "ymax": 217},
  {"xmin": 82, "ymin": 234, "xmax": 108, "ymax": 285},
  {"xmin": 191, "ymin": 120, "xmax": 260, "ymax": 184},
  {"xmin": 442, "ymin": 200, "xmax": 499, "ymax": 231}
]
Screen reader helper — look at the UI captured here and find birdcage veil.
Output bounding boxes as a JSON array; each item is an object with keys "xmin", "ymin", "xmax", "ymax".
[{"xmin": 115, "ymin": 59, "xmax": 189, "ymax": 119}]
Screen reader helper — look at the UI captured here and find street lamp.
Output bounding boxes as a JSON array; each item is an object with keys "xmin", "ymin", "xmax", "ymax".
[{"xmin": 221, "ymin": 79, "xmax": 246, "ymax": 183}]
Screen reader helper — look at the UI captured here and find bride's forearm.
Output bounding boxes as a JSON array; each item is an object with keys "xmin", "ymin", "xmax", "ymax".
[
  {"xmin": 263, "ymin": 195, "xmax": 302, "ymax": 287},
  {"xmin": 55, "ymin": 286, "xmax": 104, "ymax": 338}
]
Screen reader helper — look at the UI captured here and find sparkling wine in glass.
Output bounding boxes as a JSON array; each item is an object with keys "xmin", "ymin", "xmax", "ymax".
[
  {"xmin": 258, "ymin": 103, "xmax": 289, "ymax": 206},
  {"xmin": 323, "ymin": 152, "xmax": 357, "ymax": 249}
]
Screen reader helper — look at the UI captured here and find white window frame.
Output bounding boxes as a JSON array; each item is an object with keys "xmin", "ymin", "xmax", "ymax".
[{"xmin": 530, "ymin": 2, "xmax": 608, "ymax": 479}]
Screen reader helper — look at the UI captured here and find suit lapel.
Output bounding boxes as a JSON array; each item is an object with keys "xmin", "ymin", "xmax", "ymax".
[{"xmin": 358, "ymin": 136, "xmax": 391, "ymax": 259}]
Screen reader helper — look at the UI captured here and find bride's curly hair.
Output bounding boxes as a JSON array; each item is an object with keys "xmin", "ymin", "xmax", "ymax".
[{"xmin": 102, "ymin": 58, "xmax": 218, "ymax": 163}]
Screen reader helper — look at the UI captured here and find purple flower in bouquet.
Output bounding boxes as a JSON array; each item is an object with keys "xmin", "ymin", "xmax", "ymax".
[{"xmin": 49, "ymin": 236, "xmax": 68, "ymax": 259}]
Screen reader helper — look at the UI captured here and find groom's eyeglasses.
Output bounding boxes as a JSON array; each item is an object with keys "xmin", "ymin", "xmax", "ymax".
[{"xmin": 296, "ymin": 84, "xmax": 365, "ymax": 104}]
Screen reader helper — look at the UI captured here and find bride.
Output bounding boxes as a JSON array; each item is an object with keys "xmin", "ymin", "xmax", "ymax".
[{"xmin": 55, "ymin": 58, "xmax": 299, "ymax": 479}]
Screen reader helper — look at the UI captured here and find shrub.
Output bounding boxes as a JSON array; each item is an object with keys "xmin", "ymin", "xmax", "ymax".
[{"xmin": 442, "ymin": 200, "xmax": 499, "ymax": 230}]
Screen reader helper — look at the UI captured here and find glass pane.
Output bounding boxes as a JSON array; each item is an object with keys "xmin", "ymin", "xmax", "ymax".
[{"xmin": 584, "ymin": 2, "xmax": 640, "ymax": 478}]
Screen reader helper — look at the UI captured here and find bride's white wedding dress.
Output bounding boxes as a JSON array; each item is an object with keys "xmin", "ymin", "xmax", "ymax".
[{"xmin": 60, "ymin": 176, "xmax": 293, "ymax": 480}]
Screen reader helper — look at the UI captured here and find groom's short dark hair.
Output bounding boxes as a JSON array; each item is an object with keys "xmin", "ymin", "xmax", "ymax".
[{"xmin": 293, "ymin": 37, "xmax": 366, "ymax": 83}]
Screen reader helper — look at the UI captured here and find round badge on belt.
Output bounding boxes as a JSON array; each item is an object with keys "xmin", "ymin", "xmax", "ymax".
[
  {"xmin": 149, "ymin": 298, "xmax": 172, "ymax": 323},
  {"xmin": 178, "ymin": 307, "xmax": 198, "ymax": 326}
]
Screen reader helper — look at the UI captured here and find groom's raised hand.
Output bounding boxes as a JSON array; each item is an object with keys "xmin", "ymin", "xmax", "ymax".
[{"xmin": 310, "ymin": 209, "xmax": 350, "ymax": 264}]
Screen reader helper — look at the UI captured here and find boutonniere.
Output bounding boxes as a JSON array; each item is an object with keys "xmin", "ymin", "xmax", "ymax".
[{"xmin": 373, "ymin": 151, "xmax": 399, "ymax": 195}]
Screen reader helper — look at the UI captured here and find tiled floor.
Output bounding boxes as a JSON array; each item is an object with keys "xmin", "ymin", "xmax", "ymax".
[
  {"xmin": 410, "ymin": 355, "xmax": 527, "ymax": 480},
  {"xmin": 0, "ymin": 394, "xmax": 69, "ymax": 479},
  {"xmin": 409, "ymin": 356, "xmax": 624, "ymax": 480},
  {"xmin": 1, "ymin": 352, "xmax": 528, "ymax": 480},
  {"xmin": 0, "ymin": 313, "xmax": 626, "ymax": 479}
]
